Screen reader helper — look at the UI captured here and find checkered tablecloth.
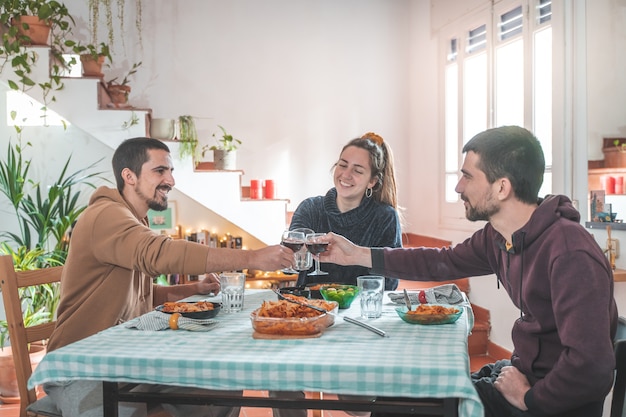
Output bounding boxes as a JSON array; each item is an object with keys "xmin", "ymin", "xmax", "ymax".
[{"xmin": 29, "ymin": 290, "xmax": 483, "ymax": 417}]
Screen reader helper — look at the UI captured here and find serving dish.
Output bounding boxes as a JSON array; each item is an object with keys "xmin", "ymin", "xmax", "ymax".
[
  {"xmin": 250, "ymin": 299, "xmax": 338, "ymax": 336},
  {"xmin": 156, "ymin": 301, "xmax": 221, "ymax": 319},
  {"xmin": 395, "ymin": 304, "xmax": 462, "ymax": 325},
  {"xmin": 319, "ymin": 284, "xmax": 359, "ymax": 309}
]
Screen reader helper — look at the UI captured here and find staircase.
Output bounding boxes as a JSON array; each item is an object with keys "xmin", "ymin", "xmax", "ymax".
[{"xmin": 0, "ymin": 46, "xmax": 288, "ymax": 245}]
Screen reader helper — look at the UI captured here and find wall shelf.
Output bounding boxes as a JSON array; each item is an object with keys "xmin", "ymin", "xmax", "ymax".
[{"xmin": 585, "ymin": 222, "xmax": 626, "ymax": 231}]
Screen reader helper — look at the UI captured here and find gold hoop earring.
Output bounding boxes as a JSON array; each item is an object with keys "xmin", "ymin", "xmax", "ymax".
[{"xmin": 365, "ymin": 188, "xmax": 373, "ymax": 198}]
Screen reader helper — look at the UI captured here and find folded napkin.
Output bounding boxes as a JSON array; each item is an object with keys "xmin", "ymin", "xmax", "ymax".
[
  {"xmin": 389, "ymin": 283, "xmax": 465, "ymax": 305},
  {"xmin": 126, "ymin": 311, "xmax": 219, "ymax": 332}
]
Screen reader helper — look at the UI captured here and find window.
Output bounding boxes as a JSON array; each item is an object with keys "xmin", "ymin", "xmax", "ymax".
[{"xmin": 440, "ymin": 0, "xmax": 552, "ymax": 224}]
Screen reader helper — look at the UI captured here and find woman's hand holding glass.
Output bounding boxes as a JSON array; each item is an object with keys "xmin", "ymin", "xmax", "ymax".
[{"xmin": 306, "ymin": 232, "xmax": 329, "ymax": 276}]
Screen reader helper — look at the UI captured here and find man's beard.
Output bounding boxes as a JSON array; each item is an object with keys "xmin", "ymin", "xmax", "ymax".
[
  {"xmin": 463, "ymin": 193, "xmax": 499, "ymax": 222},
  {"xmin": 138, "ymin": 185, "xmax": 169, "ymax": 211}
]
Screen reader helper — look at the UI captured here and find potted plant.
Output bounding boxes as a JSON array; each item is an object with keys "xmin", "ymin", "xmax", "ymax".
[
  {"xmin": 105, "ymin": 61, "xmax": 141, "ymax": 107},
  {"xmin": 0, "ymin": 0, "xmax": 77, "ymax": 118},
  {"xmin": 0, "ymin": 137, "xmax": 103, "ymax": 400},
  {"xmin": 0, "ymin": 0, "xmax": 75, "ymax": 46},
  {"xmin": 177, "ymin": 115, "xmax": 199, "ymax": 160},
  {"xmin": 203, "ymin": 125, "xmax": 242, "ymax": 170},
  {"xmin": 66, "ymin": 40, "xmax": 112, "ymax": 77}
]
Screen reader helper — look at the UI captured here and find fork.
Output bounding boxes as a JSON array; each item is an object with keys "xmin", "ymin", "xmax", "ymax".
[{"xmin": 403, "ymin": 289, "xmax": 413, "ymax": 311}]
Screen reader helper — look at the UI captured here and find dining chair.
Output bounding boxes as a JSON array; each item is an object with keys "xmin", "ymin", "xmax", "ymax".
[{"xmin": 0, "ymin": 255, "xmax": 62, "ymax": 417}]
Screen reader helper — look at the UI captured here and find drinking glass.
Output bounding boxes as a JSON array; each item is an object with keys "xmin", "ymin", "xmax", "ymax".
[
  {"xmin": 281, "ymin": 230, "xmax": 306, "ymax": 274},
  {"xmin": 306, "ymin": 232, "xmax": 329, "ymax": 276}
]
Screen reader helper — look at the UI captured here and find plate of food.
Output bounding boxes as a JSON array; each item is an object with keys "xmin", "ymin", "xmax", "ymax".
[
  {"xmin": 250, "ymin": 297, "xmax": 338, "ymax": 337},
  {"xmin": 156, "ymin": 301, "xmax": 221, "ymax": 319},
  {"xmin": 395, "ymin": 304, "xmax": 462, "ymax": 325}
]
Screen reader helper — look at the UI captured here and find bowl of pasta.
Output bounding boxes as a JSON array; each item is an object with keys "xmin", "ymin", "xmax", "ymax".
[
  {"xmin": 250, "ymin": 297, "xmax": 338, "ymax": 336},
  {"xmin": 156, "ymin": 301, "xmax": 221, "ymax": 319},
  {"xmin": 395, "ymin": 304, "xmax": 462, "ymax": 325}
]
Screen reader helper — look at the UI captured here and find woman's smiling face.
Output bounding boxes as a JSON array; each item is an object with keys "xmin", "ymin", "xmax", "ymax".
[{"xmin": 333, "ymin": 145, "xmax": 378, "ymax": 207}]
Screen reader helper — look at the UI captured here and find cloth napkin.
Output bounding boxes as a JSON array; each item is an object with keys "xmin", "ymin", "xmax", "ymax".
[
  {"xmin": 389, "ymin": 283, "xmax": 465, "ymax": 305},
  {"xmin": 125, "ymin": 311, "xmax": 220, "ymax": 332}
]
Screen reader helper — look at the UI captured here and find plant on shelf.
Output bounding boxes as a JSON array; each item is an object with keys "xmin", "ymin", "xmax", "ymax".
[
  {"xmin": 0, "ymin": 0, "xmax": 77, "ymax": 117},
  {"xmin": 614, "ymin": 139, "xmax": 626, "ymax": 153},
  {"xmin": 105, "ymin": 61, "xmax": 141, "ymax": 106},
  {"xmin": 202, "ymin": 125, "xmax": 242, "ymax": 170},
  {"xmin": 66, "ymin": 40, "xmax": 112, "ymax": 77},
  {"xmin": 177, "ymin": 115, "xmax": 199, "ymax": 161}
]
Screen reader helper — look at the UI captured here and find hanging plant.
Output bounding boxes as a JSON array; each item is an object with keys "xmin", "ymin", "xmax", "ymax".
[
  {"xmin": 177, "ymin": 115, "xmax": 199, "ymax": 161},
  {"xmin": 88, "ymin": 0, "xmax": 143, "ymax": 52}
]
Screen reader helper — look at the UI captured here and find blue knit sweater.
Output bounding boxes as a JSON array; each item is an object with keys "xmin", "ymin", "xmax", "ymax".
[{"xmin": 290, "ymin": 188, "xmax": 401, "ymax": 290}]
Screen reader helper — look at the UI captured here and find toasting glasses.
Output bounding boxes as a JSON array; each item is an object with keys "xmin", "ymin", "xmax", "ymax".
[{"xmin": 305, "ymin": 232, "xmax": 329, "ymax": 276}]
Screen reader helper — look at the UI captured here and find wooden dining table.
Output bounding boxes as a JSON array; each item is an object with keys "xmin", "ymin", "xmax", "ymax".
[{"xmin": 28, "ymin": 289, "xmax": 484, "ymax": 417}]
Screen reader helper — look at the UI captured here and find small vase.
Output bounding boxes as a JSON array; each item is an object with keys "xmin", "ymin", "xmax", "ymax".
[
  {"xmin": 150, "ymin": 118, "xmax": 176, "ymax": 141},
  {"xmin": 213, "ymin": 150, "xmax": 236, "ymax": 170}
]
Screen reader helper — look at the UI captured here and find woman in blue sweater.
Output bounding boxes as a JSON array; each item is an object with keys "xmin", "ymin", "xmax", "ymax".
[{"xmin": 289, "ymin": 132, "xmax": 402, "ymax": 290}]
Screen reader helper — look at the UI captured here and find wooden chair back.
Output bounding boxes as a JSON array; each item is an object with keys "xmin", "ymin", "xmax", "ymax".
[
  {"xmin": 0, "ymin": 255, "xmax": 62, "ymax": 417},
  {"xmin": 399, "ymin": 233, "xmax": 470, "ymax": 294}
]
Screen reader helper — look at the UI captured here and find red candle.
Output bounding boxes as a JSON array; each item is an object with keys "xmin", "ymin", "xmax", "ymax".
[
  {"xmin": 263, "ymin": 180, "xmax": 275, "ymax": 199},
  {"xmin": 250, "ymin": 180, "xmax": 261, "ymax": 199},
  {"xmin": 617, "ymin": 177, "xmax": 624, "ymax": 195},
  {"xmin": 602, "ymin": 176, "xmax": 616, "ymax": 194}
]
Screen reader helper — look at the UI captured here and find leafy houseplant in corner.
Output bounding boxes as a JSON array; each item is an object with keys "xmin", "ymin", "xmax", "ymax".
[
  {"xmin": 0, "ymin": 137, "xmax": 104, "ymax": 400},
  {"xmin": 203, "ymin": 125, "xmax": 242, "ymax": 170}
]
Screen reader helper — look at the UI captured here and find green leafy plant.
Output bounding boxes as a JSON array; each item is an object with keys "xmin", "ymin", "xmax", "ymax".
[
  {"xmin": 107, "ymin": 61, "xmax": 141, "ymax": 87},
  {"xmin": 613, "ymin": 139, "xmax": 626, "ymax": 153},
  {"xmin": 66, "ymin": 40, "xmax": 112, "ymax": 62},
  {"xmin": 204, "ymin": 125, "xmax": 242, "ymax": 153},
  {"xmin": 177, "ymin": 115, "xmax": 199, "ymax": 160},
  {"xmin": 0, "ymin": 0, "xmax": 77, "ymax": 118},
  {"xmin": 0, "ymin": 137, "xmax": 105, "ymax": 254}
]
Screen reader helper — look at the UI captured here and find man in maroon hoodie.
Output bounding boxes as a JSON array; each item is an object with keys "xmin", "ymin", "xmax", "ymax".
[{"xmin": 320, "ymin": 126, "xmax": 618, "ymax": 417}]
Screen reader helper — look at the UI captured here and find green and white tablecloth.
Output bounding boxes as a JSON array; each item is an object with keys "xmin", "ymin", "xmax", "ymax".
[{"xmin": 29, "ymin": 290, "xmax": 484, "ymax": 417}]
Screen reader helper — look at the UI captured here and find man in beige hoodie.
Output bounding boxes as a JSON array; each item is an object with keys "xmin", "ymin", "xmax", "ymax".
[{"xmin": 44, "ymin": 137, "xmax": 294, "ymax": 417}]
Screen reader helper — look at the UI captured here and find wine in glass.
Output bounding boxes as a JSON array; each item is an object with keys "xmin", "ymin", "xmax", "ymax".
[
  {"xmin": 281, "ymin": 230, "xmax": 306, "ymax": 274},
  {"xmin": 306, "ymin": 232, "xmax": 329, "ymax": 276}
]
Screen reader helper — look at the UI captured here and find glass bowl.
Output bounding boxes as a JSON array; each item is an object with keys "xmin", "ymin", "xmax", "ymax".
[
  {"xmin": 250, "ymin": 300, "xmax": 338, "ymax": 336},
  {"xmin": 395, "ymin": 304, "xmax": 462, "ymax": 325},
  {"xmin": 319, "ymin": 284, "xmax": 359, "ymax": 309}
]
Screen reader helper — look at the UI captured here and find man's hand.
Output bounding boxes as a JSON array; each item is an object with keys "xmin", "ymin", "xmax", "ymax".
[
  {"xmin": 250, "ymin": 244, "xmax": 297, "ymax": 271},
  {"xmin": 196, "ymin": 272, "xmax": 221, "ymax": 295},
  {"xmin": 494, "ymin": 365, "xmax": 530, "ymax": 411},
  {"xmin": 319, "ymin": 232, "xmax": 372, "ymax": 268}
]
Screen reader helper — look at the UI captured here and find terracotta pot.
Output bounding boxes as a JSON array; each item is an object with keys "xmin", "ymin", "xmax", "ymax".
[
  {"xmin": 10, "ymin": 16, "xmax": 51, "ymax": 46},
  {"xmin": 107, "ymin": 84, "xmax": 131, "ymax": 105},
  {"xmin": 80, "ymin": 54, "xmax": 105, "ymax": 77},
  {"xmin": 0, "ymin": 343, "xmax": 46, "ymax": 402},
  {"xmin": 602, "ymin": 147, "xmax": 626, "ymax": 169}
]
